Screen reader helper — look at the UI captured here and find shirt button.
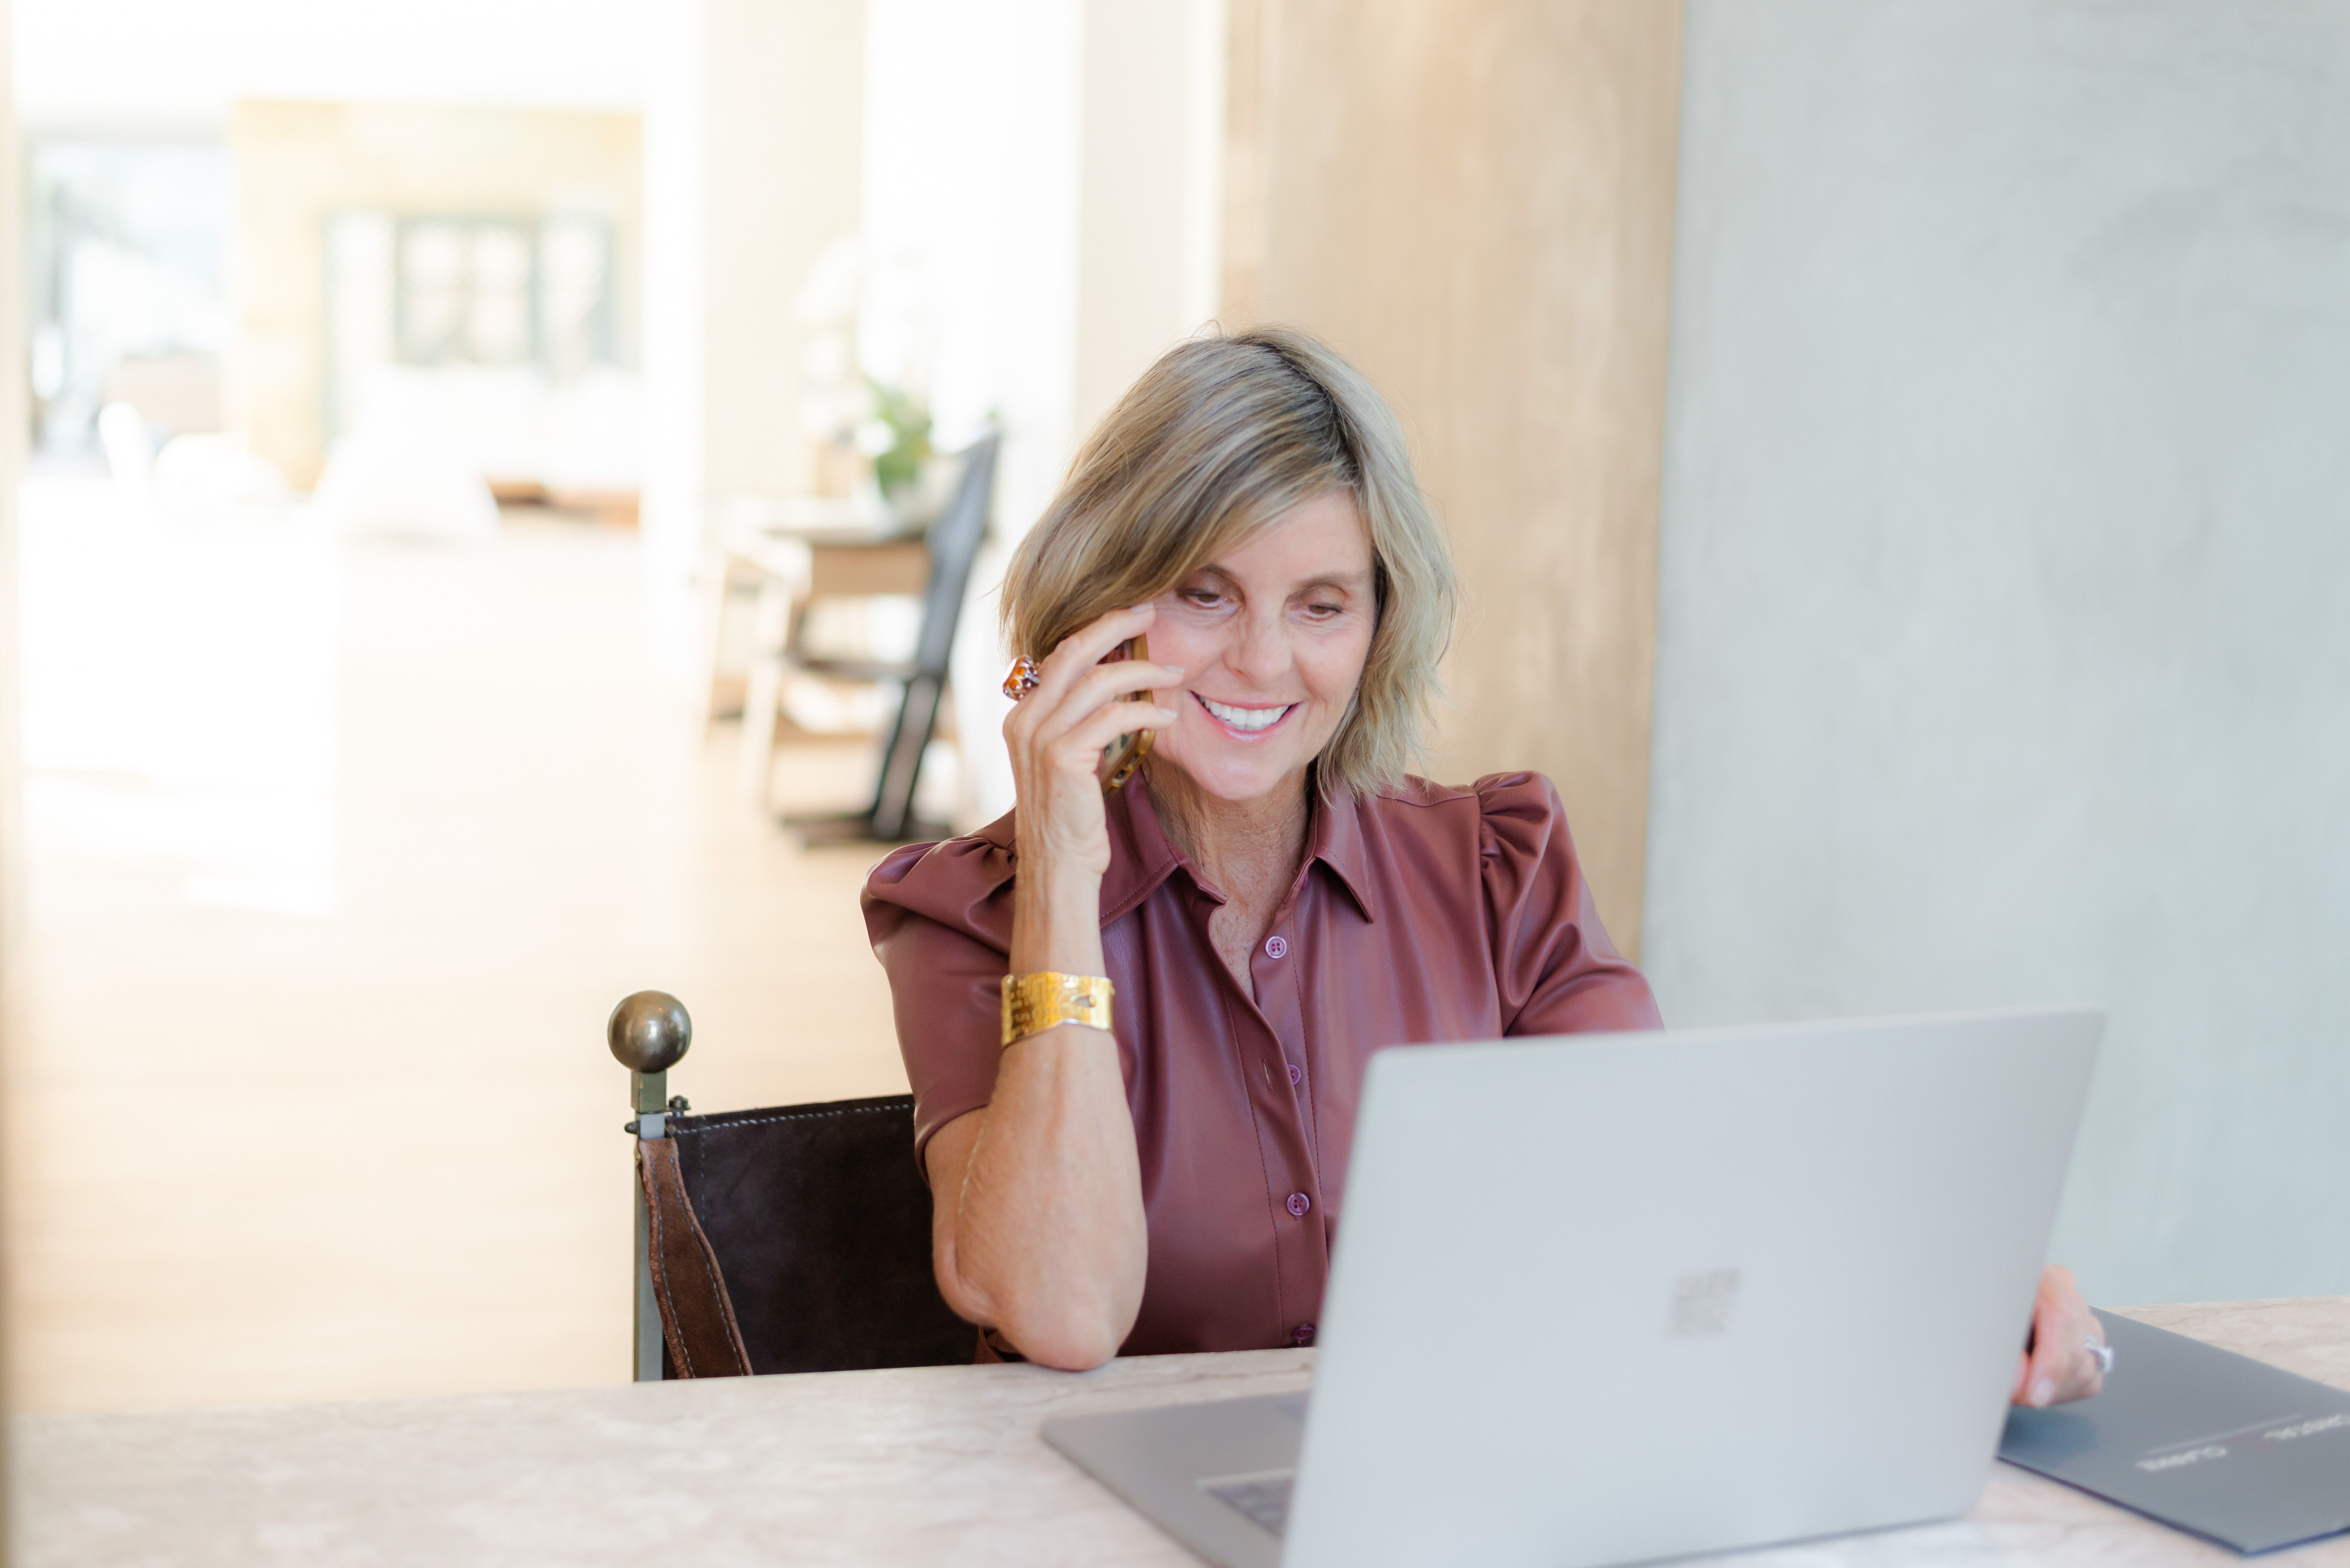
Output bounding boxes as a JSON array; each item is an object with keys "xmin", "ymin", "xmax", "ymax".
[
  {"xmin": 1264, "ymin": 934, "xmax": 1288, "ymax": 960},
  {"xmin": 1287, "ymin": 1062, "xmax": 1303, "ymax": 1087},
  {"xmin": 1292, "ymin": 1322, "xmax": 1317, "ymax": 1346},
  {"xmin": 1285, "ymin": 1191, "xmax": 1311, "ymax": 1217}
]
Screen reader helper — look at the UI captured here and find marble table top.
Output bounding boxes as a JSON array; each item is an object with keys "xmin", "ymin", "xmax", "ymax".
[{"xmin": 15, "ymin": 1297, "xmax": 2349, "ymax": 1567}]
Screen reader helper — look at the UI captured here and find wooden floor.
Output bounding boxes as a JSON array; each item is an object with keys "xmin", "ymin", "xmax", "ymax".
[{"xmin": 4, "ymin": 487, "xmax": 916, "ymax": 1413}]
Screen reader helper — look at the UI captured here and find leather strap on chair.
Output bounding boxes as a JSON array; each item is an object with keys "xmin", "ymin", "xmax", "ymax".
[{"xmin": 636, "ymin": 1136, "xmax": 754, "ymax": 1378}]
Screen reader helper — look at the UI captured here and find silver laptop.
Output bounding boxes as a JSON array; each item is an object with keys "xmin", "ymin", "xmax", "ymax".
[{"xmin": 1043, "ymin": 1007, "xmax": 2103, "ymax": 1568}]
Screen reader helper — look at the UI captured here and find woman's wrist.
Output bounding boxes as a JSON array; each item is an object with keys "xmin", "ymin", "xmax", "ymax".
[{"xmin": 1011, "ymin": 860, "xmax": 1106, "ymax": 977}]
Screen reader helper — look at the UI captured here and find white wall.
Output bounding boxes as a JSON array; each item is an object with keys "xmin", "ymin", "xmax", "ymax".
[
  {"xmin": 863, "ymin": 0, "xmax": 1223, "ymax": 827},
  {"xmin": 701, "ymin": 0, "xmax": 864, "ymax": 506},
  {"xmin": 862, "ymin": 0, "xmax": 1084, "ymax": 826},
  {"xmin": 641, "ymin": 0, "xmax": 865, "ymax": 679},
  {"xmin": 638, "ymin": 0, "xmax": 708, "ymax": 623},
  {"xmin": 1, "ymin": 0, "xmax": 22, "ymax": 1496},
  {"xmin": 1644, "ymin": 1, "xmax": 2350, "ymax": 1304},
  {"xmin": 1072, "ymin": 0, "xmax": 1225, "ymax": 439},
  {"xmin": 863, "ymin": 0, "xmax": 1083, "ymax": 538}
]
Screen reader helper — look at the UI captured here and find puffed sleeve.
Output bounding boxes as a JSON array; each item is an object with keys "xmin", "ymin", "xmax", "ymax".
[
  {"xmin": 1477, "ymin": 772, "xmax": 1664, "ymax": 1037},
  {"xmin": 860, "ymin": 824, "xmax": 1019, "ymax": 1171}
]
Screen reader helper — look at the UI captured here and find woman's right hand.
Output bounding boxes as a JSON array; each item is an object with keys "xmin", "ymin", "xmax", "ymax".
[
  {"xmin": 930, "ymin": 604, "xmax": 1173, "ymax": 1368},
  {"xmin": 1003, "ymin": 603, "xmax": 1183, "ymax": 883}
]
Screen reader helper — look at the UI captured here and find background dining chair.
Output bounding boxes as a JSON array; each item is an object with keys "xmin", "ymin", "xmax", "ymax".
[
  {"xmin": 609, "ymin": 989, "xmax": 976, "ymax": 1380},
  {"xmin": 711, "ymin": 428, "xmax": 1000, "ymax": 836},
  {"xmin": 788, "ymin": 427, "xmax": 999, "ymax": 841}
]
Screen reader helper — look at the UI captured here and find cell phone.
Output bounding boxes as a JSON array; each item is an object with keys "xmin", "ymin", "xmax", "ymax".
[{"xmin": 1097, "ymin": 633, "xmax": 1155, "ymax": 795}]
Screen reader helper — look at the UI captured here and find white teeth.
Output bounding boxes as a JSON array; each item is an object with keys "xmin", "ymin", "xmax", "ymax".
[{"xmin": 1200, "ymin": 696, "xmax": 1291, "ymax": 733}]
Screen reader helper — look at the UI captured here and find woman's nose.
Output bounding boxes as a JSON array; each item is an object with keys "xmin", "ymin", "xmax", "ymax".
[{"xmin": 1226, "ymin": 611, "xmax": 1291, "ymax": 684}]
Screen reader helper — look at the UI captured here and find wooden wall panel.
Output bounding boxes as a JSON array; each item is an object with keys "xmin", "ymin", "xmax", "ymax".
[{"xmin": 1222, "ymin": 0, "xmax": 1683, "ymax": 955}]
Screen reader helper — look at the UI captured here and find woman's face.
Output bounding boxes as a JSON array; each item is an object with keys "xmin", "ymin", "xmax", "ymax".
[{"xmin": 1143, "ymin": 490, "xmax": 1377, "ymax": 806}]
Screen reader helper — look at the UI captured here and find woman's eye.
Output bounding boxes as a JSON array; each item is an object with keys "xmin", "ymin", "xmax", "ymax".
[{"xmin": 1181, "ymin": 589, "xmax": 1224, "ymax": 608}]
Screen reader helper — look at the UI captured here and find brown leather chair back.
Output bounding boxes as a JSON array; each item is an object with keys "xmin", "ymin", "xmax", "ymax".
[{"xmin": 636, "ymin": 1093, "xmax": 976, "ymax": 1376}]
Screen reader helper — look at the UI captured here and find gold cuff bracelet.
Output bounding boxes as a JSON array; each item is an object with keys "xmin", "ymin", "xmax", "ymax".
[{"xmin": 1000, "ymin": 972, "xmax": 1114, "ymax": 1046}]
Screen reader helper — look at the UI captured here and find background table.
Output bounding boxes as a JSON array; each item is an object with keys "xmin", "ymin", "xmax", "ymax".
[
  {"xmin": 702, "ymin": 496, "xmax": 934, "ymax": 807},
  {"xmin": 16, "ymin": 1298, "xmax": 2349, "ymax": 1567}
]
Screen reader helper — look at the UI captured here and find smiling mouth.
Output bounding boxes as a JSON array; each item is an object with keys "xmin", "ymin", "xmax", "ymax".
[{"xmin": 1195, "ymin": 694, "xmax": 1296, "ymax": 734}]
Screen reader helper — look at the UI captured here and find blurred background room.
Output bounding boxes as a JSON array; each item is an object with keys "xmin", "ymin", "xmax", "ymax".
[{"xmin": 2, "ymin": 0, "xmax": 2347, "ymax": 1426}]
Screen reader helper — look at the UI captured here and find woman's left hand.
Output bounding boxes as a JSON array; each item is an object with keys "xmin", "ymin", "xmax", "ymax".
[{"xmin": 2013, "ymin": 1264, "xmax": 2108, "ymax": 1407}]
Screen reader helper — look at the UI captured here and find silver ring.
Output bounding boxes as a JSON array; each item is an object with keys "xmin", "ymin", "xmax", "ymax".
[{"xmin": 2085, "ymin": 1337, "xmax": 2114, "ymax": 1376}]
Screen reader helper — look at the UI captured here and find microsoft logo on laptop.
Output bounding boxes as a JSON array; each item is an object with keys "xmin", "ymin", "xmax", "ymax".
[{"xmin": 1668, "ymin": 1268, "xmax": 1742, "ymax": 1337}]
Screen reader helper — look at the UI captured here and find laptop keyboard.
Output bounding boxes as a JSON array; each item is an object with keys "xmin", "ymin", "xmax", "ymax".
[{"xmin": 1202, "ymin": 1472, "xmax": 1296, "ymax": 1537}]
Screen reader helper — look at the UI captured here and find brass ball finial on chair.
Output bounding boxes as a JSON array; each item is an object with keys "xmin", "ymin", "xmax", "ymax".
[{"xmin": 608, "ymin": 991, "xmax": 692, "ymax": 1074}]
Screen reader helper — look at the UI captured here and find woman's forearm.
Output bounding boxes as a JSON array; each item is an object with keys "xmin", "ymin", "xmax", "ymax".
[
  {"xmin": 950, "ymin": 1023, "xmax": 1146, "ymax": 1366},
  {"xmin": 935, "ymin": 865, "xmax": 1147, "ymax": 1368}
]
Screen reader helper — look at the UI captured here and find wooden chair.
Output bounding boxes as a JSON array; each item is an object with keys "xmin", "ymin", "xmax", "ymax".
[
  {"xmin": 609, "ymin": 990, "xmax": 975, "ymax": 1380},
  {"xmin": 712, "ymin": 430, "xmax": 1000, "ymax": 838},
  {"xmin": 789, "ymin": 430, "xmax": 999, "ymax": 842}
]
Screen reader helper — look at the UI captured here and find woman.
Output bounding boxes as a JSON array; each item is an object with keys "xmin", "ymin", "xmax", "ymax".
[{"xmin": 864, "ymin": 328, "xmax": 2105, "ymax": 1407}]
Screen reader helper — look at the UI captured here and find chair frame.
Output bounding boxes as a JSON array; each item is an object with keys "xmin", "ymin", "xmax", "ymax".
[
  {"xmin": 609, "ymin": 990, "xmax": 970, "ymax": 1381},
  {"xmin": 621, "ymin": 1014, "xmax": 683, "ymax": 1381},
  {"xmin": 792, "ymin": 429, "xmax": 999, "ymax": 842},
  {"xmin": 707, "ymin": 430, "xmax": 1000, "ymax": 841}
]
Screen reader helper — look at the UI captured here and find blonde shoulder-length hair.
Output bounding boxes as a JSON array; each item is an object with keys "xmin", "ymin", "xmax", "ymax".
[{"xmin": 1000, "ymin": 327, "xmax": 1456, "ymax": 798}]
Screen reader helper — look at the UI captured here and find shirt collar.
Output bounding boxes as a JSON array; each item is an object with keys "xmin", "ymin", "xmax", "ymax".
[
  {"xmin": 1306, "ymin": 777, "xmax": 1380, "ymax": 924},
  {"xmin": 1099, "ymin": 769, "xmax": 1184, "ymax": 925},
  {"xmin": 1098, "ymin": 767, "xmax": 1380, "ymax": 927}
]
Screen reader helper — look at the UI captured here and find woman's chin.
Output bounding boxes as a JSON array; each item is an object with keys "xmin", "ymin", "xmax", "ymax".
[{"xmin": 1149, "ymin": 743, "xmax": 1309, "ymax": 808}]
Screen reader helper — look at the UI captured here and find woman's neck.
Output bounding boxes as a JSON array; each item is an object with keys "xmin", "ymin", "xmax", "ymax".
[{"xmin": 1146, "ymin": 759, "xmax": 1313, "ymax": 902}]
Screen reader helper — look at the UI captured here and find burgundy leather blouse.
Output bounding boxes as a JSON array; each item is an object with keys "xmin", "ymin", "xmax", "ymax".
[{"xmin": 860, "ymin": 768, "xmax": 1662, "ymax": 1355}]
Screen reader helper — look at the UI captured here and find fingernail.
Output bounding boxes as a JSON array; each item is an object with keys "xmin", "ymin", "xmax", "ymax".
[{"xmin": 2031, "ymin": 1378, "xmax": 2054, "ymax": 1406}]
